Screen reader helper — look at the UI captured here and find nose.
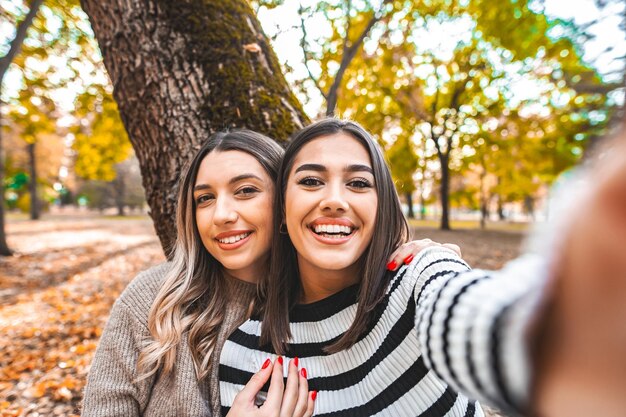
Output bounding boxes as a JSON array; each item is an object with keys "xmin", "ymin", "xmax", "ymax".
[
  {"xmin": 213, "ymin": 196, "xmax": 238, "ymax": 225},
  {"xmin": 319, "ymin": 181, "xmax": 349, "ymax": 212}
]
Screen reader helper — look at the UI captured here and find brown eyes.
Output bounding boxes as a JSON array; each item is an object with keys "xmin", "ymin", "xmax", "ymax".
[{"xmin": 296, "ymin": 176, "xmax": 373, "ymax": 189}]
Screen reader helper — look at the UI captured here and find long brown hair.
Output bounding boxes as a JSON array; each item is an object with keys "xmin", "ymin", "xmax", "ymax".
[
  {"xmin": 138, "ymin": 130, "xmax": 283, "ymax": 380},
  {"xmin": 260, "ymin": 118, "xmax": 410, "ymax": 354}
]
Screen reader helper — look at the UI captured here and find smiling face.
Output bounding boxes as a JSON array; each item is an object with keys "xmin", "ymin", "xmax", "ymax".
[
  {"xmin": 284, "ymin": 133, "xmax": 378, "ymax": 287},
  {"xmin": 193, "ymin": 150, "xmax": 274, "ymax": 282}
]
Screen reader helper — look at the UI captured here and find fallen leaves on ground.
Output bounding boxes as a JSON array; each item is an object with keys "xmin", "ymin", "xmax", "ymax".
[{"xmin": 0, "ymin": 214, "xmax": 164, "ymax": 416}]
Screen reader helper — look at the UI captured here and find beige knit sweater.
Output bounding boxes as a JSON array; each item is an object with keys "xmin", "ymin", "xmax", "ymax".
[{"xmin": 81, "ymin": 263, "xmax": 256, "ymax": 416}]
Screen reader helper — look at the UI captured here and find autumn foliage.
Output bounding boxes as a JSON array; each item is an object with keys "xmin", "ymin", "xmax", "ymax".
[{"xmin": 0, "ymin": 216, "xmax": 164, "ymax": 416}]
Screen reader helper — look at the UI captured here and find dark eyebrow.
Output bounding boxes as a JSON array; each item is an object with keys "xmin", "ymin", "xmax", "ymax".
[
  {"xmin": 193, "ymin": 184, "xmax": 211, "ymax": 192},
  {"xmin": 346, "ymin": 164, "xmax": 374, "ymax": 174},
  {"xmin": 228, "ymin": 173, "xmax": 263, "ymax": 185},
  {"xmin": 295, "ymin": 163, "xmax": 325, "ymax": 173},
  {"xmin": 193, "ymin": 173, "xmax": 263, "ymax": 192},
  {"xmin": 294, "ymin": 163, "xmax": 373, "ymax": 174}
]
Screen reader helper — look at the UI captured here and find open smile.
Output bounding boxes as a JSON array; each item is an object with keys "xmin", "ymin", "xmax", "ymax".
[
  {"xmin": 215, "ymin": 230, "xmax": 253, "ymax": 250},
  {"xmin": 308, "ymin": 219, "xmax": 357, "ymax": 244}
]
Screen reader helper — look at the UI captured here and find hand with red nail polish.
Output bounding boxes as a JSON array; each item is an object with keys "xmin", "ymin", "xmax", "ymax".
[
  {"xmin": 386, "ymin": 260, "xmax": 397, "ymax": 271},
  {"xmin": 226, "ymin": 355, "xmax": 315, "ymax": 417},
  {"xmin": 277, "ymin": 358, "xmax": 315, "ymax": 417},
  {"xmin": 386, "ymin": 239, "xmax": 462, "ymax": 271},
  {"xmin": 226, "ymin": 358, "xmax": 276, "ymax": 416}
]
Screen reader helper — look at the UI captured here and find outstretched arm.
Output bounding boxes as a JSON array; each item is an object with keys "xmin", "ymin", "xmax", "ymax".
[
  {"xmin": 410, "ymin": 135, "xmax": 626, "ymax": 417},
  {"xmin": 532, "ymin": 136, "xmax": 626, "ymax": 417},
  {"xmin": 409, "ymin": 248, "xmax": 545, "ymax": 416}
]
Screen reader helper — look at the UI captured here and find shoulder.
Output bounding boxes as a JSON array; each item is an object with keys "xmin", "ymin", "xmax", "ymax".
[
  {"xmin": 112, "ymin": 262, "xmax": 173, "ymax": 325},
  {"xmin": 389, "ymin": 247, "xmax": 471, "ymax": 299}
]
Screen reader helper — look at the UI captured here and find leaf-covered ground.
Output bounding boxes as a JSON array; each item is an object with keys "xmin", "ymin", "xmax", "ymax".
[
  {"xmin": 0, "ymin": 214, "xmax": 524, "ymax": 416},
  {"xmin": 0, "ymin": 214, "xmax": 164, "ymax": 416}
]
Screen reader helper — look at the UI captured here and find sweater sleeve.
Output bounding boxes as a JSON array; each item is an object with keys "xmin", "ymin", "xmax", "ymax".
[
  {"xmin": 406, "ymin": 247, "xmax": 548, "ymax": 416},
  {"xmin": 81, "ymin": 296, "xmax": 156, "ymax": 416}
]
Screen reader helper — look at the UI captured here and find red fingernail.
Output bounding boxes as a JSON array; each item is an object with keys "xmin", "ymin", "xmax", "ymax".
[
  {"xmin": 300, "ymin": 367, "xmax": 307, "ymax": 378},
  {"xmin": 311, "ymin": 390, "xmax": 317, "ymax": 400},
  {"xmin": 277, "ymin": 356, "xmax": 283, "ymax": 365},
  {"xmin": 403, "ymin": 254, "xmax": 414, "ymax": 264},
  {"xmin": 386, "ymin": 260, "xmax": 397, "ymax": 270},
  {"xmin": 261, "ymin": 358, "xmax": 271, "ymax": 369},
  {"xmin": 294, "ymin": 357, "xmax": 299, "ymax": 367}
]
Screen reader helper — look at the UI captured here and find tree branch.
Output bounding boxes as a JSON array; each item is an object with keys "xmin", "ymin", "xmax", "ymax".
[
  {"xmin": 325, "ymin": 0, "xmax": 392, "ymax": 115},
  {"xmin": 0, "ymin": 0, "xmax": 44, "ymax": 83},
  {"xmin": 298, "ymin": 5, "xmax": 327, "ymax": 99}
]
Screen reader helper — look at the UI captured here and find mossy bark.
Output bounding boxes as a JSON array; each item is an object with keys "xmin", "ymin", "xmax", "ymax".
[{"xmin": 80, "ymin": 0, "xmax": 309, "ymax": 253}]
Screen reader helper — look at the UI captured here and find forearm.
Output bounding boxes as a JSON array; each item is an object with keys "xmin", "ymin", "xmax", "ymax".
[{"xmin": 411, "ymin": 248, "xmax": 548, "ymax": 416}]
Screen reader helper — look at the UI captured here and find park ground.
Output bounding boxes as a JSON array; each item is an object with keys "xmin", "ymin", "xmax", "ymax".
[{"xmin": 0, "ymin": 212, "xmax": 526, "ymax": 416}]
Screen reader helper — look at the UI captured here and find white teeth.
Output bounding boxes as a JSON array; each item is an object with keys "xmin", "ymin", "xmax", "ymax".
[
  {"xmin": 218, "ymin": 232, "xmax": 251, "ymax": 244},
  {"xmin": 313, "ymin": 224, "xmax": 353, "ymax": 234}
]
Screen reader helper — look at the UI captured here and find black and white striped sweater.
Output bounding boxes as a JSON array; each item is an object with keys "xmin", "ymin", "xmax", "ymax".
[{"xmin": 219, "ymin": 247, "xmax": 546, "ymax": 416}]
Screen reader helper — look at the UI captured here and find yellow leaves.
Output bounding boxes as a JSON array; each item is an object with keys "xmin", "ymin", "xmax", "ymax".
[
  {"xmin": 70, "ymin": 341, "xmax": 97, "ymax": 355},
  {"xmin": 54, "ymin": 386, "xmax": 73, "ymax": 401},
  {"xmin": 1, "ymin": 405, "xmax": 24, "ymax": 416},
  {"xmin": 25, "ymin": 382, "xmax": 48, "ymax": 399},
  {"xmin": 73, "ymin": 93, "xmax": 132, "ymax": 181}
]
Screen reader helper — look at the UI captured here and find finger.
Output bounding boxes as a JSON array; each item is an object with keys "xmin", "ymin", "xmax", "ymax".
[
  {"xmin": 388, "ymin": 240, "xmax": 439, "ymax": 270},
  {"xmin": 386, "ymin": 246, "xmax": 402, "ymax": 271},
  {"xmin": 293, "ymin": 366, "xmax": 309, "ymax": 416},
  {"xmin": 264, "ymin": 356, "xmax": 285, "ymax": 410},
  {"xmin": 280, "ymin": 358, "xmax": 300, "ymax": 417},
  {"xmin": 237, "ymin": 358, "xmax": 273, "ymax": 403},
  {"xmin": 442, "ymin": 243, "xmax": 461, "ymax": 257},
  {"xmin": 303, "ymin": 391, "xmax": 316, "ymax": 417}
]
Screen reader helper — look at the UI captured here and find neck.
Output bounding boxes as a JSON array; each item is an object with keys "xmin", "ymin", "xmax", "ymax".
[
  {"xmin": 298, "ymin": 259, "xmax": 360, "ymax": 304},
  {"xmin": 223, "ymin": 265, "xmax": 262, "ymax": 285},
  {"xmin": 223, "ymin": 254, "xmax": 268, "ymax": 284}
]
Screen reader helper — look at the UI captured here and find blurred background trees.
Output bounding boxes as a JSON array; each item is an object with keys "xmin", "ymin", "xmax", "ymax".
[
  {"xmin": 1, "ymin": 0, "xmax": 623, "ymax": 254},
  {"xmin": 277, "ymin": 0, "xmax": 620, "ymax": 229}
]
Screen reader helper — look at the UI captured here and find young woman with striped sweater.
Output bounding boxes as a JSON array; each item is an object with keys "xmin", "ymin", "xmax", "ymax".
[{"xmin": 219, "ymin": 119, "xmax": 549, "ymax": 417}]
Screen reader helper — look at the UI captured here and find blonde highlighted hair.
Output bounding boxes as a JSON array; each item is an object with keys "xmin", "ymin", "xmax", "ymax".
[{"xmin": 137, "ymin": 130, "xmax": 284, "ymax": 380}]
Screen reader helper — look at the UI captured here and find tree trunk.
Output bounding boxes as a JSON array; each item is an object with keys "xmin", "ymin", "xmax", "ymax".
[
  {"xmin": 497, "ymin": 194, "xmax": 506, "ymax": 221},
  {"xmin": 419, "ymin": 193, "xmax": 426, "ymax": 220},
  {"xmin": 27, "ymin": 142, "xmax": 40, "ymax": 220},
  {"xmin": 0, "ymin": 0, "xmax": 44, "ymax": 256},
  {"xmin": 113, "ymin": 169, "xmax": 126, "ymax": 217},
  {"xmin": 439, "ymin": 153, "xmax": 451, "ymax": 230},
  {"xmin": 479, "ymin": 163, "xmax": 487, "ymax": 230},
  {"xmin": 80, "ymin": 0, "xmax": 309, "ymax": 254},
  {"xmin": 0, "ymin": 102, "xmax": 12, "ymax": 256},
  {"xmin": 480, "ymin": 198, "xmax": 488, "ymax": 230},
  {"xmin": 405, "ymin": 192, "xmax": 414, "ymax": 219},
  {"xmin": 524, "ymin": 195, "xmax": 535, "ymax": 221}
]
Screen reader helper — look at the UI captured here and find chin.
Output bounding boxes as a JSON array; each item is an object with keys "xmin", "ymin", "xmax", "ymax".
[{"xmin": 315, "ymin": 258, "xmax": 358, "ymax": 271}]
